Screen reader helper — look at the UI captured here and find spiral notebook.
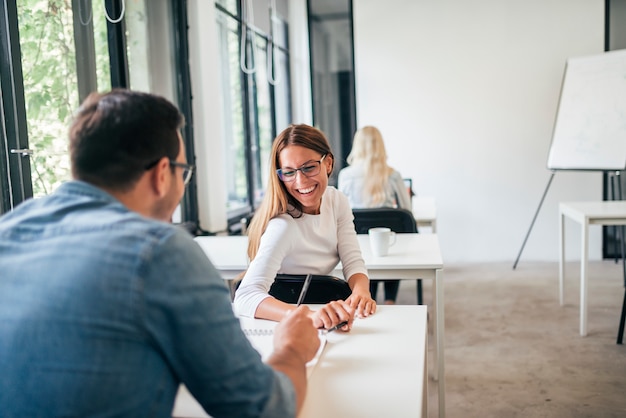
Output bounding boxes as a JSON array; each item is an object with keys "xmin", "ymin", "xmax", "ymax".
[
  {"xmin": 240, "ymin": 317, "xmax": 327, "ymax": 379},
  {"xmin": 172, "ymin": 320, "xmax": 326, "ymax": 418}
]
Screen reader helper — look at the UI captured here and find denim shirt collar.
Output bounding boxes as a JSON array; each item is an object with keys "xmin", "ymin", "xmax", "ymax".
[{"xmin": 56, "ymin": 180, "xmax": 120, "ymax": 205}]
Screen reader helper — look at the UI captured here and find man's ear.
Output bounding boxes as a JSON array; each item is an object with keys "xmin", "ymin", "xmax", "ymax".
[{"xmin": 150, "ymin": 157, "xmax": 171, "ymax": 198}]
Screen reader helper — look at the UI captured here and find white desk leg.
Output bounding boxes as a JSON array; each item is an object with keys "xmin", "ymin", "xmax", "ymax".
[
  {"xmin": 434, "ymin": 269, "xmax": 445, "ymax": 418},
  {"xmin": 580, "ymin": 220, "xmax": 589, "ymax": 337},
  {"xmin": 559, "ymin": 211, "xmax": 565, "ymax": 306},
  {"xmin": 423, "ymin": 328, "xmax": 429, "ymax": 418},
  {"xmin": 432, "ymin": 220, "xmax": 437, "ymax": 234}
]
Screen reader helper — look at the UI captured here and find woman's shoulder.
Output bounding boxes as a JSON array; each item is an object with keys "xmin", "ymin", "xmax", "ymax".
[
  {"xmin": 260, "ymin": 214, "xmax": 298, "ymax": 247},
  {"xmin": 324, "ymin": 186, "xmax": 343, "ymax": 199},
  {"xmin": 389, "ymin": 169, "xmax": 404, "ymax": 181},
  {"xmin": 338, "ymin": 164, "xmax": 363, "ymax": 177},
  {"xmin": 268, "ymin": 213, "xmax": 296, "ymax": 229},
  {"xmin": 324, "ymin": 186, "xmax": 351, "ymax": 210}
]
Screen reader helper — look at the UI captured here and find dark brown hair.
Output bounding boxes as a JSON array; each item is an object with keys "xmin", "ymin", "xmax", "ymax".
[{"xmin": 69, "ymin": 89, "xmax": 184, "ymax": 191}]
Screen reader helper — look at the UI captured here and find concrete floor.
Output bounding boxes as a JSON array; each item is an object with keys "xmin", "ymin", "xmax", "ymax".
[{"xmin": 386, "ymin": 260, "xmax": 626, "ymax": 418}]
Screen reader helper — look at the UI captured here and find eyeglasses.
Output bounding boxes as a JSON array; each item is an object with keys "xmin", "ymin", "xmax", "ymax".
[
  {"xmin": 276, "ymin": 155, "xmax": 327, "ymax": 182},
  {"xmin": 145, "ymin": 158, "xmax": 194, "ymax": 186},
  {"xmin": 169, "ymin": 160, "xmax": 194, "ymax": 186}
]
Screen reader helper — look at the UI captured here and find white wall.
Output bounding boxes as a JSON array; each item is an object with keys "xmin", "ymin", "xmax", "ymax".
[{"xmin": 353, "ymin": 0, "xmax": 605, "ymax": 262}]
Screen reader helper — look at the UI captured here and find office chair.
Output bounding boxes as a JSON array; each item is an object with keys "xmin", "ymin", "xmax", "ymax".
[
  {"xmin": 269, "ymin": 274, "xmax": 352, "ymax": 304},
  {"xmin": 351, "ymin": 207, "xmax": 423, "ymax": 305}
]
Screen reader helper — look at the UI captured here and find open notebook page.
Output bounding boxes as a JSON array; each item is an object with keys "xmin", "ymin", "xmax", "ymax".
[
  {"xmin": 172, "ymin": 317, "xmax": 327, "ymax": 417},
  {"xmin": 239, "ymin": 316, "xmax": 327, "ymax": 379}
]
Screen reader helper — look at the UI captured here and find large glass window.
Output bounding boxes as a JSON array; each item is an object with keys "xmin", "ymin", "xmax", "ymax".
[
  {"xmin": 215, "ymin": 0, "xmax": 292, "ymax": 227},
  {"xmin": 2, "ymin": 0, "xmax": 189, "ymax": 221},
  {"xmin": 308, "ymin": 0, "xmax": 356, "ymax": 180},
  {"xmin": 217, "ymin": 9, "xmax": 247, "ymax": 213},
  {"xmin": 252, "ymin": 35, "xmax": 273, "ymax": 206},
  {"xmin": 17, "ymin": 0, "xmax": 79, "ymax": 197}
]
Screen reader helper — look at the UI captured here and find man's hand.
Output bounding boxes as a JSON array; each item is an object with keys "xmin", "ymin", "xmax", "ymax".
[
  {"xmin": 267, "ymin": 306, "xmax": 320, "ymax": 413},
  {"xmin": 273, "ymin": 306, "xmax": 320, "ymax": 363},
  {"xmin": 310, "ymin": 300, "xmax": 355, "ymax": 331}
]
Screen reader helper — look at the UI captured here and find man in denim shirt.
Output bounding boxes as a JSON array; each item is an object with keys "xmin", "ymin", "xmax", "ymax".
[{"xmin": 0, "ymin": 90, "xmax": 320, "ymax": 417}]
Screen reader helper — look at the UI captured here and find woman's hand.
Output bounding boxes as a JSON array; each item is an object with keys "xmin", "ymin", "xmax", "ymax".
[
  {"xmin": 346, "ymin": 288, "xmax": 377, "ymax": 318},
  {"xmin": 346, "ymin": 273, "xmax": 377, "ymax": 318},
  {"xmin": 309, "ymin": 300, "xmax": 354, "ymax": 331}
]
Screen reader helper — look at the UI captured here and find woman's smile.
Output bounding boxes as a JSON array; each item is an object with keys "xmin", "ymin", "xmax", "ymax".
[{"xmin": 296, "ymin": 185, "xmax": 317, "ymax": 195}]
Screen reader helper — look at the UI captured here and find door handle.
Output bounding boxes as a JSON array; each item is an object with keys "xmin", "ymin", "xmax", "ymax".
[{"xmin": 10, "ymin": 148, "xmax": 33, "ymax": 157}]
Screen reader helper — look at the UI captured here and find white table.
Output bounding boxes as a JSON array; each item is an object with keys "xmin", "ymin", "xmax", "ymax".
[
  {"xmin": 413, "ymin": 196, "xmax": 437, "ymax": 232},
  {"xmin": 172, "ymin": 305, "xmax": 428, "ymax": 418},
  {"xmin": 559, "ymin": 201, "xmax": 626, "ymax": 336},
  {"xmin": 194, "ymin": 233, "xmax": 445, "ymax": 417}
]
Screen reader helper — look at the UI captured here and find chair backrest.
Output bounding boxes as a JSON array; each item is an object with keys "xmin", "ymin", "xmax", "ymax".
[
  {"xmin": 351, "ymin": 207, "xmax": 418, "ymax": 234},
  {"xmin": 403, "ymin": 178, "xmax": 416, "ymax": 197},
  {"xmin": 269, "ymin": 274, "xmax": 352, "ymax": 304}
]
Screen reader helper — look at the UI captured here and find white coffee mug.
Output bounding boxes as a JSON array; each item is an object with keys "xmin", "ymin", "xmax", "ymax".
[{"xmin": 368, "ymin": 227, "xmax": 396, "ymax": 257}]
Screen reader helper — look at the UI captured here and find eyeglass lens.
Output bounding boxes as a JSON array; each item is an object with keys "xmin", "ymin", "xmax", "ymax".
[
  {"xmin": 277, "ymin": 156, "xmax": 325, "ymax": 182},
  {"xmin": 279, "ymin": 162, "xmax": 320, "ymax": 181}
]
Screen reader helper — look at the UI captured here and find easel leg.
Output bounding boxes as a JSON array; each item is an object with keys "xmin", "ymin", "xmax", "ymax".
[{"xmin": 514, "ymin": 172, "xmax": 555, "ymax": 269}]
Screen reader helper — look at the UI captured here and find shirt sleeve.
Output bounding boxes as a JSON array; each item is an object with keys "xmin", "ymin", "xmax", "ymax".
[
  {"xmin": 390, "ymin": 171, "xmax": 412, "ymax": 210},
  {"xmin": 233, "ymin": 216, "xmax": 296, "ymax": 317},
  {"xmin": 337, "ymin": 169, "xmax": 349, "ymax": 196},
  {"xmin": 337, "ymin": 166, "xmax": 361, "ymax": 208},
  {"xmin": 141, "ymin": 228, "xmax": 296, "ymax": 418},
  {"xmin": 334, "ymin": 190, "xmax": 368, "ymax": 280}
]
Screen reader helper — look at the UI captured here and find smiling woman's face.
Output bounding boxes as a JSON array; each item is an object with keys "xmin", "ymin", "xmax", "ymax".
[{"xmin": 278, "ymin": 145, "xmax": 332, "ymax": 215}]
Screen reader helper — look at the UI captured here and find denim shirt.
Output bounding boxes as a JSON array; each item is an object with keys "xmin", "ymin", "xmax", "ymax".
[{"xmin": 0, "ymin": 181, "xmax": 295, "ymax": 418}]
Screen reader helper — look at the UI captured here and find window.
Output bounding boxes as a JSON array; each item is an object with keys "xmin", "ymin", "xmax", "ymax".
[
  {"xmin": 217, "ymin": 9, "xmax": 247, "ymax": 214},
  {"xmin": 17, "ymin": 0, "xmax": 80, "ymax": 197},
  {"xmin": 215, "ymin": 0, "xmax": 292, "ymax": 230},
  {"xmin": 307, "ymin": 0, "xmax": 356, "ymax": 181},
  {"xmin": 1, "ymin": 0, "xmax": 194, "ymax": 224}
]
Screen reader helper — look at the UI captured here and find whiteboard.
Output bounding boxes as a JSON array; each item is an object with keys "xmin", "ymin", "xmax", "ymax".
[{"xmin": 547, "ymin": 49, "xmax": 626, "ymax": 171}]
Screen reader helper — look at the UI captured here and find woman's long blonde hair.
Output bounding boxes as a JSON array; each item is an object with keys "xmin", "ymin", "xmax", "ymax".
[
  {"xmin": 246, "ymin": 124, "xmax": 334, "ymax": 261},
  {"xmin": 346, "ymin": 126, "xmax": 393, "ymax": 206}
]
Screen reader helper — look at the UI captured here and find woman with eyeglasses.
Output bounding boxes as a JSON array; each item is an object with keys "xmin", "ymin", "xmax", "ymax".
[
  {"xmin": 234, "ymin": 124, "xmax": 376, "ymax": 331},
  {"xmin": 337, "ymin": 126, "xmax": 412, "ymax": 305}
]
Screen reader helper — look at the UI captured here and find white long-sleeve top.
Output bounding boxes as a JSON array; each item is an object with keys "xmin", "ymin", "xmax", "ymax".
[
  {"xmin": 234, "ymin": 187, "xmax": 367, "ymax": 317},
  {"xmin": 337, "ymin": 163, "xmax": 412, "ymax": 210}
]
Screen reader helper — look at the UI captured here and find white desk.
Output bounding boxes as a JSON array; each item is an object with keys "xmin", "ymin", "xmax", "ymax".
[
  {"xmin": 413, "ymin": 196, "xmax": 437, "ymax": 232},
  {"xmin": 172, "ymin": 305, "xmax": 428, "ymax": 418},
  {"xmin": 194, "ymin": 233, "xmax": 445, "ymax": 417},
  {"xmin": 559, "ymin": 201, "xmax": 626, "ymax": 336}
]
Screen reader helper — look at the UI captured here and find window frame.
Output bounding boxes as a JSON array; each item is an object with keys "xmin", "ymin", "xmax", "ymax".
[{"xmin": 0, "ymin": 0, "xmax": 33, "ymax": 214}]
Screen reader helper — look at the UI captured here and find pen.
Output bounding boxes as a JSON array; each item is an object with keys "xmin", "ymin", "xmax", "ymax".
[
  {"xmin": 323, "ymin": 320, "xmax": 349, "ymax": 334},
  {"xmin": 296, "ymin": 274, "xmax": 313, "ymax": 306}
]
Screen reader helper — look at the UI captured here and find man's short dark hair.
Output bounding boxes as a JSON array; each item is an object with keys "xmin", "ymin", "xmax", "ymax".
[{"xmin": 69, "ymin": 89, "xmax": 185, "ymax": 191}]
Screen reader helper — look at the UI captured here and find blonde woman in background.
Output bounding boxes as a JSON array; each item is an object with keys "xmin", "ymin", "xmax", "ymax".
[{"xmin": 338, "ymin": 126, "xmax": 412, "ymax": 305}]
